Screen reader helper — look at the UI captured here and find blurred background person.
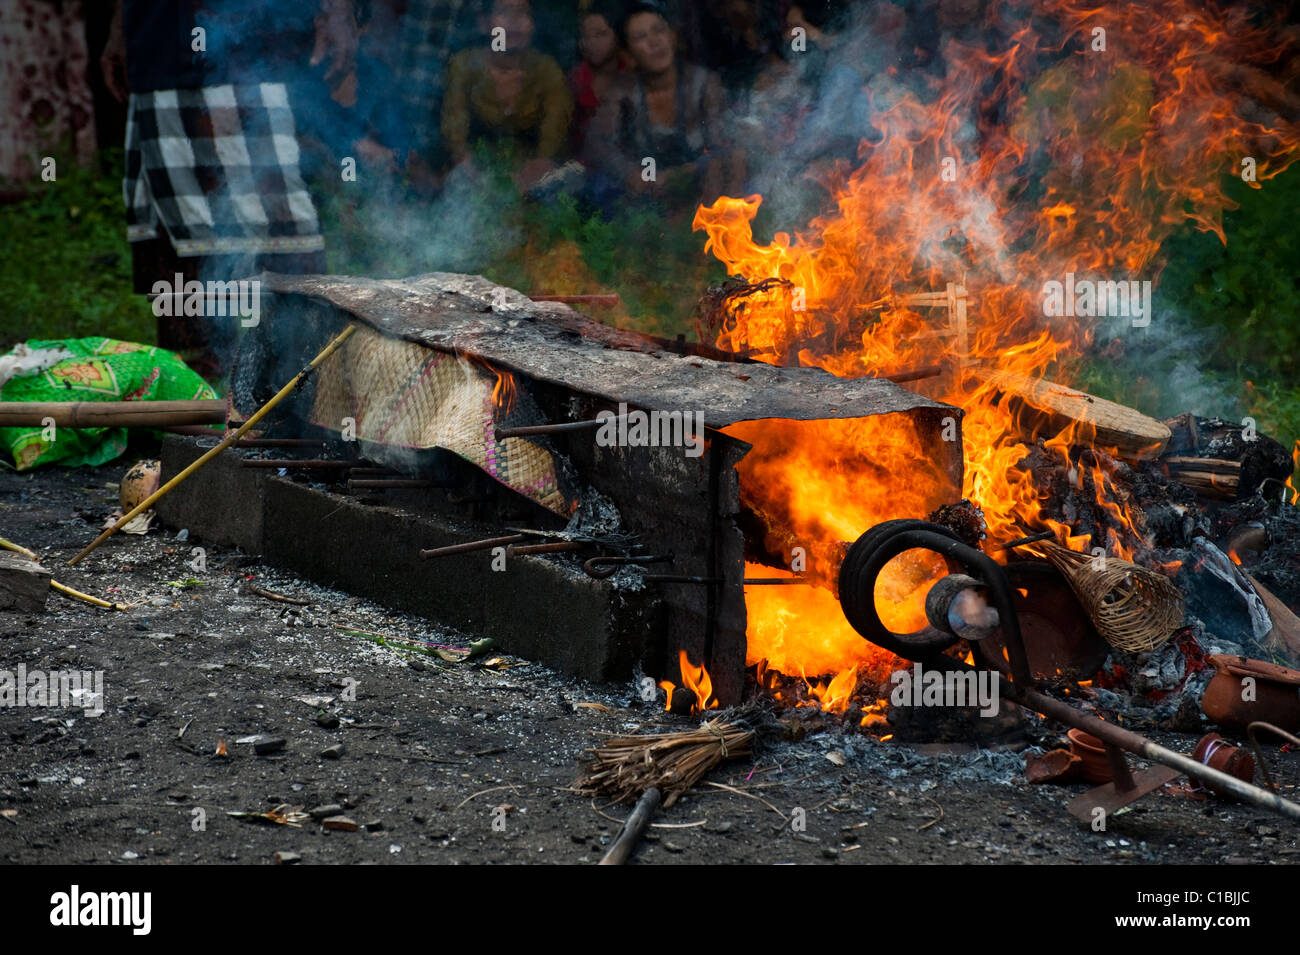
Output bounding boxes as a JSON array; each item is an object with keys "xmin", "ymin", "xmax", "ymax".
[
  {"xmin": 583, "ymin": 0, "xmax": 744, "ymax": 210},
  {"xmin": 1, "ymin": 0, "xmax": 97, "ymax": 188},
  {"xmin": 101, "ymin": 0, "xmax": 351, "ymax": 380},
  {"xmin": 441, "ymin": 0, "xmax": 573, "ymax": 193},
  {"xmin": 569, "ymin": 1, "xmax": 630, "ymax": 156}
]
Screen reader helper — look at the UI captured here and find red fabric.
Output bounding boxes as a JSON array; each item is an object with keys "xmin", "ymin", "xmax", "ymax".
[{"xmin": 568, "ymin": 55, "xmax": 630, "ymax": 155}]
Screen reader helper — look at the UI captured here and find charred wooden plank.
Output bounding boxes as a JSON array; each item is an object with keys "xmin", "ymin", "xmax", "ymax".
[{"xmin": 255, "ymin": 272, "xmax": 957, "ymax": 430}]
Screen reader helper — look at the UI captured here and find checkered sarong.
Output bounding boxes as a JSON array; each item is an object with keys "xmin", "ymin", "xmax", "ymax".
[
  {"xmin": 124, "ymin": 83, "xmax": 324, "ymax": 257},
  {"xmin": 395, "ymin": 0, "xmax": 470, "ymax": 156}
]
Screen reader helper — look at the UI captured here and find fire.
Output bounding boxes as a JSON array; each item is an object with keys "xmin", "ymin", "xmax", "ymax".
[
  {"xmin": 694, "ymin": 1, "xmax": 1299, "ymax": 711},
  {"xmin": 1287, "ymin": 441, "xmax": 1300, "ymax": 506},
  {"xmin": 490, "ymin": 367, "xmax": 517, "ymax": 413},
  {"xmin": 660, "ymin": 650, "xmax": 718, "ymax": 715}
]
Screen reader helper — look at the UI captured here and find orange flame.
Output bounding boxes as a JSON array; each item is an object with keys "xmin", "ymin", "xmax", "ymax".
[
  {"xmin": 1287, "ymin": 441, "xmax": 1300, "ymax": 506},
  {"xmin": 491, "ymin": 367, "xmax": 517, "ymax": 414},
  {"xmin": 660, "ymin": 650, "xmax": 718, "ymax": 715},
  {"xmin": 694, "ymin": 0, "xmax": 1299, "ymax": 710}
]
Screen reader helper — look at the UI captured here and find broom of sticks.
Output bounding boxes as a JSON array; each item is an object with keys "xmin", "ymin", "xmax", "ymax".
[{"xmin": 575, "ymin": 714, "xmax": 755, "ymax": 864}]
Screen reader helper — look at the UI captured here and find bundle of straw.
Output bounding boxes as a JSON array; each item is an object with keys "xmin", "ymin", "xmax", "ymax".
[
  {"xmin": 575, "ymin": 715, "xmax": 755, "ymax": 808},
  {"xmin": 1040, "ymin": 541, "xmax": 1184, "ymax": 654}
]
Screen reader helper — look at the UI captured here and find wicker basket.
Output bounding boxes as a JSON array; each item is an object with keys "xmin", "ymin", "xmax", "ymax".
[{"xmin": 1041, "ymin": 542, "xmax": 1185, "ymax": 654}]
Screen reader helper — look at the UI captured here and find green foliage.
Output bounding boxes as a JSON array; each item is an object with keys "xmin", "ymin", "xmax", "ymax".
[
  {"xmin": 1163, "ymin": 170, "xmax": 1300, "ymax": 380},
  {"xmin": 0, "ymin": 150, "xmax": 154, "ymax": 349},
  {"xmin": 1073, "ymin": 164, "xmax": 1300, "ymax": 452}
]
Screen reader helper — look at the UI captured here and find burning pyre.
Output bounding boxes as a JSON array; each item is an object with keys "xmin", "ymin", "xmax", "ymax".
[{"xmin": 688, "ymin": 1, "xmax": 1300, "ymax": 715}]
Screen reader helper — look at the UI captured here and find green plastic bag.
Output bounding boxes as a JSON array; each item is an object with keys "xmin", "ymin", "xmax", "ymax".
[{"xmin": 0, "ymin": 338, "xmax": 217, "ymax": 470}]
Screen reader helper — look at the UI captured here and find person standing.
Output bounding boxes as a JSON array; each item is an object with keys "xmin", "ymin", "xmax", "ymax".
[{"xmin": 101, "ymin": 0, "xmax": 352, "ymax": 379}]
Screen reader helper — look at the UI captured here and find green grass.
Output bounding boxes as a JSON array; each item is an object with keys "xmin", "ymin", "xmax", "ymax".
[
  {"xmin": 0, "ymin": 149, "xmax": 154, "ymax": 350},
  {"xmin": 1071, "ymin": 165, "xmax": 1300, "ymax": 452}
]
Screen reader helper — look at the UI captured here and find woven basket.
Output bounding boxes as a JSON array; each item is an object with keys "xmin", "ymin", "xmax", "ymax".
[{"xmin": 1040, "ymin": 542, "xmax": 1184, "ymax": 654}]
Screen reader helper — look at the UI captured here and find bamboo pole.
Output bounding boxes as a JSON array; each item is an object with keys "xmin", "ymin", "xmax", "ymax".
[
  {"xmin": 68, "ymin": 324, "xmax": 358, "ymax": 566},
  {"xmin": 1012, "ymin": 679, "xmax": 1300, "ymax": 822},
  {"xmin": 0, "ymin": 537, "xmax": 128, "ymax": 610},
  {"xmin": 0, "ymin": 399, "xmax": 226, "ymax": 428},
  {"xmin": 598, "ymin": 787, "xmax": 662, "ymax": 865}
]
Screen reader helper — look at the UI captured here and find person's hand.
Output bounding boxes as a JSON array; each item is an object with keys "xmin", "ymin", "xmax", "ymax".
[
  {"xmin": 101, "ymin": 0, "xmax": 128, "ymax": 103},
  {"xmin": 311, "ymin": 0, "xmax": 359, "ymax": 108}
]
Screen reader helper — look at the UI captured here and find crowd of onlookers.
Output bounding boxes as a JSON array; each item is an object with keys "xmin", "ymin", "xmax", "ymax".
[
  {"xmin": 3, "ymin": 0, "xmax": 1004, "ymax": 212},
  {"xmin": 0, "ymin": 0, "xmax": 999, "ymax": 373},
  {"xmin": 313, "ymin": 0, "xmax": 984, "ymax": 213}
]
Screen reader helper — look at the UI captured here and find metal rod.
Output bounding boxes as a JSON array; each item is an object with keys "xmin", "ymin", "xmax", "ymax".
[
  {"xmin": 1246, "ymin": 722, "xmax": 1300, "ymax": 794},
  {"xmin": 1000, "ymin": 530, "xmax": 1056, "ymax": 550},
  {"xmin": 239, "ymin": 459, "xmax": 356, "ymax": 469},
  {"xmin": 1007, "ymin": 678, "xmax": 1300, "ymax": 822},
  {"xmin": 531, "ymin": 294, "xmax": 620, "ymax": 307},
  {"xmin": 233, "ymin": 438, "xmax": 325, "ymax": 448},
  {"xmin": 162, "ymin": 425, "xmax": 226, "ymax": 436},
  {"xmin": 69, "ymin": 324, "xmax": 359, "ymax": 565},
  {"xmin": 347, "ymin": 478, "xmax": 439, "ymax": 489},
  {"xmin": 644, "ymin": 574, "xmax": 723, "ymax": 584},
  {"xmin": 883, "ymin": 364, "xmax": 944, "ymax": 384},
  {"xmin": 643, "ymin": 575, "xmax": 813, "ymax": 585},
  {"xmin": 419, "ymin": 535, "xmax": 528, "ymax": 560},
  {"xmin": 495, "ymin": 419, "xmax": 606, "ymax": 439},
  {"xmin": 506, "ymin": 541, "xmax": 584, "ymax": 556}
]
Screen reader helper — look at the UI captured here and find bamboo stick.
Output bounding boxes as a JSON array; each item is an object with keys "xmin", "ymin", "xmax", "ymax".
[
  {"xmin": 599, "ymin": 787, "xmax": 662, "ymax": 865},
  {"xmin": 0, "ymin": 399, "xmax": 226, "ymax": 428},
  {"xmin": 0, "ymin": 537, "xmax": 128, "ymax": 610},
  {"xmin": 50, "ymin": 580, "xmax": 129, "ymax": 611},
  {"xmin": 68, "ymin": 324, "xmax": 358, "ymax": 565}
]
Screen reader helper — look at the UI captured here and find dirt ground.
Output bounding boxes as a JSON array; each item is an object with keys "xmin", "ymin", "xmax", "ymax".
[{"xmin": 2, "ymin": 456, "xmax": 1298, "ymax": 865}]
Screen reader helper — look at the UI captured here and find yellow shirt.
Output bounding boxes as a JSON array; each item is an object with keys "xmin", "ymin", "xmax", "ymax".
[{"xmin": 441, "ymin": 47, "xmax": 574, "ymax": 161}]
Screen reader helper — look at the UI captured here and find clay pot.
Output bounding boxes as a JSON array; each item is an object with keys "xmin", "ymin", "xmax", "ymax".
[
  {"xmin": 1191, "ymin": 732, "xmax": 1256, "ymax": 797},
  {"xmin": 1026, "ymin": 748, "xmax": 1083, "ymax": 785},
  {"xmin": 1200, "ymin": 655, "xmax": 1300, "ymax": 736},
  {"xmin": 1067, "ymin": 728, "xmax": 1113, "ymax": 784}
]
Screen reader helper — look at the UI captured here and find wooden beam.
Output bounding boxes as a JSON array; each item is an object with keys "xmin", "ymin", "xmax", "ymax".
[{"xmin": 0, "ymin": 400, "xmax": 226, "ymax": 429}]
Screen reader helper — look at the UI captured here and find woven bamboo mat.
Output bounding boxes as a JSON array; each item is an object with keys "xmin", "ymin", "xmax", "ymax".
[{"xmin": 309, "ymin": 324, "xmax": 572, "ymax": 515}]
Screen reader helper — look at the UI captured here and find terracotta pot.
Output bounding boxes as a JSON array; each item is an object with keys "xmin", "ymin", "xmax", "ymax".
[
  {"xmin": 1191, "ymin": 732, "xmax": 1256, "ymax": 797},
  {"xmin": 1200, "ymin": 655, "xmax": 1300, "ymax": 736},
  {"xmin": 1067, "ymin": 728, "xmax": 1113, "ymax": 784},
  {"xmin": 1026, "ymin": 748, "xmax": 1084, "ymax": 785}
]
